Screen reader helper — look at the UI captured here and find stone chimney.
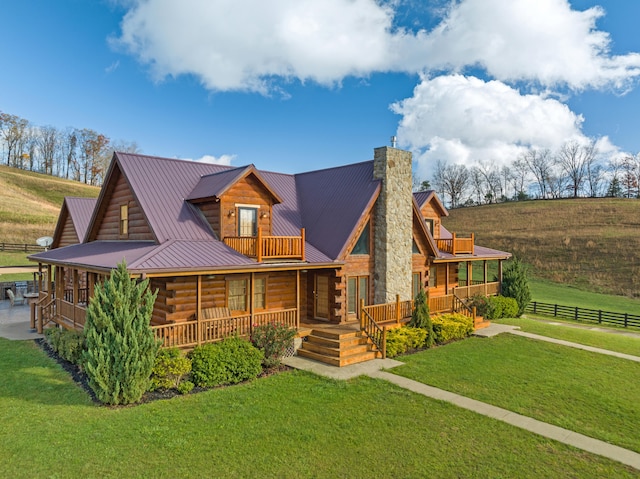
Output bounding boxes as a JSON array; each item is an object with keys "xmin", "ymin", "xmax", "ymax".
[{"xmin": 373, "ymin": 146, "xmax": 413, "ymax": 304}]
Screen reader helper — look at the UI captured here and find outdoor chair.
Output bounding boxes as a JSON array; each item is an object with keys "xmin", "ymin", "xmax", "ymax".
[{"xmin": 7, "ymin": 289, "xmax": 26, "ymax": 307}]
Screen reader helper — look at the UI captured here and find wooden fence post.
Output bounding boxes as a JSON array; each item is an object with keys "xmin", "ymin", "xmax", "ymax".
[
  {"xmin": 396, "ymin": 294, "xmax": 401, "ymax": 324},
  {"xmin": 382, "ymin": 326, "xmax": 387, "ymax": 359}
]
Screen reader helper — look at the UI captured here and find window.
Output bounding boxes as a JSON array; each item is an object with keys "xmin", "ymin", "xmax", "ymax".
[
  {"xmin": 227, "ymin": 278, "xmax": 248, "ymax": 311},
  {"xmin": 238, "ymin": 207, "xmax": 257, "ymax": 237},
  {"xmin": 347, "ymin": 276, "xmax": 369, "ymax": 314},
  {"xmin": 429, "ymin": 265, "xmax": 438, "ymax": 288},
  {"xmin": 254, "ymin": 277, "xmax": 266, "ymax": 310},
  {"xmin": 119, "ymin": 204, "xmax": 129, "ymax": 236},
  {"xmin": 412, "ymin": 240, "xmax": 421, "ymax": 254},
  {"xmin": 351, "ymin": 222, "xmax": 370, "ymax": 255},
  {"xmin": 424, "ymin": 218, "xmax": 434, "ymax": 235},
  {"xmin": 412, "ymin": 272, "xmax": 421, "ymax": 298}
]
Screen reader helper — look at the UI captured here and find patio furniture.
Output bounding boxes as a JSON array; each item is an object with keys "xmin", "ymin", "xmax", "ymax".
[{"xmin": 7, "ymin": 289, "xmax": 26, "ymax": 307}]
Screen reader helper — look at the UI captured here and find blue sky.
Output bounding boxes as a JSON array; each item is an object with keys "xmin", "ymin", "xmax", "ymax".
[{"xmin": 2, "ymin": 0, "xmax": 640, "ymax": 179}]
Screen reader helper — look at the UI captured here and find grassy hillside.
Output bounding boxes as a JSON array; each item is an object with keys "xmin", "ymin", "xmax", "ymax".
[
  {"xmin": 443, "ymin": 198, "xmax": 640, "ymax": 298},
  {"xmin": 0, "ymin": 165, "xmax": 99, "ymax": 244}
]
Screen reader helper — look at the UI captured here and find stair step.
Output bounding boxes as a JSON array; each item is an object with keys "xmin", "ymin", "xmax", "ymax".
[
  {"xmin": 310, "ymin": 329, "xmax": 360, "ymax": 340},
  {"xmin": 305, "ymin": 334, "xmax": 369, "ymax": 349},
  {"xmin": 297, "ymin": 348, "xmax": 377, "ymax": 367},
  {"xmin": 301, "ymin": 341, "xmax": 371, "ymax": 358}
]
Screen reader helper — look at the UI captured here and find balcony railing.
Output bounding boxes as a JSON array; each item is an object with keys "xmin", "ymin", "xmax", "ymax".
[
  {"xmin": 436, "ymin": 232, "xmax": 474, "ymax": 255},
  {"xmin": 224, "ymin": 227, "xmax": 305, "ymax": 261}
]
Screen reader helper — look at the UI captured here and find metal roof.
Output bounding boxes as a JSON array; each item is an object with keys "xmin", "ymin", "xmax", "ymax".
[{"xmin": 65, "ymin": 197, "xmax": 97, "ymax": 241}]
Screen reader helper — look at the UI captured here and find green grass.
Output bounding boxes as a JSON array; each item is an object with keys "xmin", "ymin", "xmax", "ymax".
[
  {"xmin": 530, "ymin": 278, "xmax": 640, "ymax": 314},
  {"xmin": 1, "ymin": 339, "xmax": 637, "ymax": 478},
  {"xmin": 0, "ymin": 252, "xmax": 30, "ymax": 267},
  {"xmin": 496, "ymin": 316, "xmax": 640, "ymax": 356},
  {"xmin": 392, "ymin": 335, "xmax": 640, "ymax": 454}
]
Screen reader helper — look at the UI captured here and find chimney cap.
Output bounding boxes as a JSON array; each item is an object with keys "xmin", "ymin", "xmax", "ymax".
[{"xmin": 390, "ymin": 136, "xmax": 397, "ymax": 148}]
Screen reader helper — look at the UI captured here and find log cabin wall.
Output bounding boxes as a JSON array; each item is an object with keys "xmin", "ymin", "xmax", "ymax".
[
  {"xmin": 419, "ymin": 201, "xmax": 442, "ymax": 239},
  {"xmin": 150, "ymin": 271, "xmax": 299, "ymax": 325},
  {"xmin": 341, "ymin": 214, "xmax": 374, "ymax": 321},
  {"xmin": 412, "ymin": 216, "xmax": 430, "ymax": 292},
  {"xmin": 196, "ymin": 201, "xmax": 221, "ymax": 238},
  {"xmin": 220, "ymin": 174, "xmax": 273, "ymax": 238},
  {"xmin": 95, "ymin": 170, "xmax": 154, "ymax": 241},
  {"xmin": 57, "ymin": 211, "xmax": 80, "ymax": 247}
]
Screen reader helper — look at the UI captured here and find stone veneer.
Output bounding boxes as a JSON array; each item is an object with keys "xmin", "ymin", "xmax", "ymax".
[{"xmin": 372, "ymin": 146, "xmax": 413, "ymax": 304}]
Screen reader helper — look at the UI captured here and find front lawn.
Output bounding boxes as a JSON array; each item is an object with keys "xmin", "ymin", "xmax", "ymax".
[
  {"xmin": 392, "ymin": 335, "xmax": 640, "ymax": 454},
  {"xmin": 497, "ymin": 316, "xmax": 640, "ymax": 356},
  {"xmin": 1, "ymin": 339, "xmax": 637, "ymax": 478}
]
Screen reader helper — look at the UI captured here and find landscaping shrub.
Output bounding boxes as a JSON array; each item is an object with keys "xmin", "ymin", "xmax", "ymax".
[
  {"xmin": 150, "ymin": 348, "xmax": 192, "ymax": 392},
  {"xmin": 408, "ymin": 290, "xmax": 434, "ymax": 348},
  {"xmin": 189, "ymin": 337, "xmax": 263, "ymax": 388},
  {"xmin": 431, "ymin": 313, "xmax": 474, "ymax": 344},
  {"xmin": 44, "ymin": 327, "xmax": 85, "ymax": 365},
  {"xmin": 488, "ymin": 296, "xmax": 519, "ymax": 319},
  {"xmin": 385, "ymin": 327, "xmax": 428, "ymax": 358},
  {"xmin": 467, "ymin": 294, "xmax": 490, "ymax": 318},
  {"xmin": 82, "ymin": 261, "xmax": 159, "ymax": 405},
  {"xmin": 502, "ymin": 257, "xmax": 532, "ymax": 317},
  {"xmin": 251, "ymin": 322, "xmax": 296, "ymax": 368}
]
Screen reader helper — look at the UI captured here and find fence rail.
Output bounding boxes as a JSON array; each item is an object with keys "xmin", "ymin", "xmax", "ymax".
[
  {"xmin": 0, "ymin": 242, "xmax": 46, "ymax": 253},
  {"xmin": 526, "ymin": 301, "xmax": 640, "ymax": 329}
]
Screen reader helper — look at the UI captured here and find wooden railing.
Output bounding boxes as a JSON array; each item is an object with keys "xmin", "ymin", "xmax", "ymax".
[
  {"xmin": 436, "ymin": 233, "xmax": 474, "ymax": 255},
  {"xmin": 152, "ymin": 308, "xmax": 298, "ymax": 349},
  {"xmin": 454, "ymin": 282, "xmax": 500, "ymax": 299},
  {"xmin": 361, "ymin": 296, "xmax": 413, "ymax": 324},
  {"xmin": 429, "ymin": 295, "xmax": 453, "ymax": 313},
  {"xmin": 453, "ymin": 293, "xmax": 477, "ymax": 320},
  {"xmin": 224, "ymin": 227, "xmax": 305, "ymax": 262},
  {"xmin": 36, "ymin": 297, "xmax": 56, "ymax": 334},
  {"xmin": 359, "ymin": 308, "xmax": 386, "ymax": 359},
  {"xmin": 63, "ymin": 288, "xmax": 89, "ymax": 304},
  {"xmin": 56, "ymin": 299, "xmax": 87, "ymax": 329}
]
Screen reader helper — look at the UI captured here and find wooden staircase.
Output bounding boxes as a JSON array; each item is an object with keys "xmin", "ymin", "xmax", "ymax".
[{"xmin": 297, "ymin": 329, "xmax": 380, "ymax": 367}]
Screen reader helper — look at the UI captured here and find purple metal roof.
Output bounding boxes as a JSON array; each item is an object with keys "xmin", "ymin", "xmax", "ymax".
[
  {"xmin": 435, "ymin": 245, "xmax": 512, "ymax": 261},
  {"xmin": 65, "ymin": 197, "xmax": 97, "ymax": 241},
  {"xmin": 30, "ymin": 241, "xmax": 157, "ymax": 270},
  {"xmin": 296, "ymin": 161, "xmax": 380, "ymax": 259},
  {"xmin": 186, "ymin": 165, "xmax": 252, "ymax": 202},
  {"xmin": 260, "ymin": 170, "xmax": 302, "ymax": 236}
]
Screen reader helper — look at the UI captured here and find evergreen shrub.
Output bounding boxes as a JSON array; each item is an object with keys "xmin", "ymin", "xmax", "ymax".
[
  {"xmin": 189, "ymin": 337, "xmax": 263, "ymax": 388},
  {"xmin": 44, "ymin": 327, "xmax": 85, "ymax": 365},
  {"xmin": 408, "ymin": 290, "xmax": 434, "ymax": 348},
  {"xmin": 488, "ymin": 296, "xmax": 519, "ymax": 319},
  {"xmin": 385, "ymin": 327, "xmax": 428, "ymax": 358},
  {"xmin": 82, "ymin": 261, "xmax": 159, "ymax": 405},
  {"xmin": 502, "ymin": 257, "xmax": 532, "ymax": 316},
  {"xmin": 432, "ymin": 313, "xmax": 474, "ymax": 344},
  {"xmin": 150, "ymin": 348, "xmax": 192, "ymax": 391}
]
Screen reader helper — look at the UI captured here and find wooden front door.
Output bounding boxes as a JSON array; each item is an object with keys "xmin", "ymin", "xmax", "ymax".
[{"xmin": 314, "ymin": 275, "xmax": 329, "ymax": 320}]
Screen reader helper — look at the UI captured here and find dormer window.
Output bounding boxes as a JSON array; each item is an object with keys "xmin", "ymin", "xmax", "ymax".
[
  {"xmin": 424, "ymin": 218, "xmax": 434, "ymax": 235},
  {"xmin": 238, "ymin": 207, "xmax": 258, "ymax": 237},
  {"xmin": 120, "ymin": 204, "xmax": 129, "ymax": 236},
  {"xmin": 351, "ymin": 222, "xmax": 370, "ymax": 255}
]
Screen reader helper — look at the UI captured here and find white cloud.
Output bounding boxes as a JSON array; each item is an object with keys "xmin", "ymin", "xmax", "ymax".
[
  {"xmin": 114, "ymin": 0, "xmax": 640, "ymax": 92},
  {"xmin": 187, "ymin": 154, "xmax": 235, "ymax": 165},
  {"xmin": 391, "ymin": 75, "xmax": 587, "ymax": 178}
]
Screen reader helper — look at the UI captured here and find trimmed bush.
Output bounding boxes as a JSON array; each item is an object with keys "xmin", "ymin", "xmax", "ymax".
[
  {"xmin": 82, "ymin": 261, "xmax": 159, "ymax": 405},
  {"xmin": 502, "ymin": 257, "xmax": 532, "ymax": 317},
  {"xmin": 385, "ymin": 327, "xmax": 428, "ymax": 358},
  {"xmin": 189, "ymin": 337, "xmax": 263, "ymax": 388},
  {"xmin": 488, "ymin": 296, "xmax": 519, "ymax": 319},
  {"xmin": 150, "ymin": 348, "xmax": 192, "ymax": 391},
  {"xmin": 431, "ymin": 313, "xmax": 474, "ymax": 344},
  {"xmin": 408, "ymin": 290, "xmax": 434, "ymax": 348},
  {"xmin": 44, "ymin": 327, "xmax": 85, "ymax": 365},
  {"xmin": 251, "ymin": 322, "xmax": 296, "ymax": 368}
]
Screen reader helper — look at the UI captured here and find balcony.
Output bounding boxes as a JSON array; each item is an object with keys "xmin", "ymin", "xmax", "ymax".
[
  {"xmin": 223, "ymin": 227, "xmax": 305, "ymax": 261},
  {"xmin": 436, "ymin": 232, "xmax": 474, "ymax": 255}
]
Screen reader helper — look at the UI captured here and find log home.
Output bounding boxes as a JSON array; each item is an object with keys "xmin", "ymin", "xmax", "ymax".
[{"xmin": 30, "ymin": 146, "xmax": 510, "ymax": 366}]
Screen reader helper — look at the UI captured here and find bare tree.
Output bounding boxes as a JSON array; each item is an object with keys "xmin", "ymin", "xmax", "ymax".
[
  {"xmin": 469, "ymin": 166, "xmax": 485, "ymax": 204},
  {"xmin": 511, "ymin": 158, "xmax": 530, "ymax": 200},
  {"xmin": 434, "ymin": 160, "xmax": 469, "ymax": 208},
  {"xmin": 37, "ymin": 126, "xmax": 59, "ymax": 175},
  {"xmin": 557, "ymin": 140, "xmax": 597, "ymax": 197},
  {"xmin": 500, "ymin": 165, "xmax": 513, "ymax": 200},
  {"xmin": 521, "ymin": 148, "xmax": 553, "ymax": 198},
  {"xmin": 0, "ymin": 113, "xmax": 29, "ymax": 166},
  {"xmin": 620, "ymin": 155, "xmax": 640, "ymax": 198}
]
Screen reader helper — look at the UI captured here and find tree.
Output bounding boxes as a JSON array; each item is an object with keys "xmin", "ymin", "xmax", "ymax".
[
  {"xmin": 82, "ymin": 261, "xmax": 159, "ymax": 405},
  {"xmin": 409, "ymin": 289, "xmax": 434, "ymax": 348},
  {"xmin": 501, "ymin": 258, "xmax": 531, "ymax": 317},
  {"xmin": 511, "ymin": 158, "xmax": 530, "ymax": 200},
  {"xmin": 557, "ymin": 140, "xmax": 597, "ymax": 198},
  {"xmin": 37, "ymin": 125, "xmax": 59, "ymax": 175},
  {"xmin": 521, "ymin": 148, "xmax": 552, "ymax": 198},
  {"xmin": 434, "ymin": 160, "xmax": 469, "ymax": 208},
  {"xmin": 0, "ymin": 113, "xmax": 29, "ymax": 166}
]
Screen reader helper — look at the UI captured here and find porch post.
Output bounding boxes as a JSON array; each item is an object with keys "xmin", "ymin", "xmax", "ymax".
[
  {"xmin": 445, "ymin": 263, "xmax": 449, "ymax": 295},
  {"xmin": 72, "ymin": 269, "xmax": 79, "ymax": 327},
  {"xmin": 196, "ymin": 275, "xmax": 202, "ymax": 346},
  {"xmin": 484, "ymin": 261, "xmax": 488, "ymax": 295},
  {"xmin": 296, "ymin": 270, "xmax": 300, "ymax": 329},
  {"xmin": 359, "ymin": 299, "xmax": 365, "ymax": 330},
  {"xmin": 498, "ymin": 260, "xmax": 504, "ymax": 295},
  {"xmin": 47, "ymin": 265, "xmax": 52, "ymax": 297},
  {"xmin": 300, "ymin": 228, "xmax": 306, "ymax": 262},
  {"xmin": 250, "ymin": 272, "xmax": 255, "ymax": 334},
  {"xmin": 256, "ymin": 228, "xmax": 263, "ymax": 262},
  {"xmin": 467, "ymin": 262, "xmax": 472, "ymax": 297}
]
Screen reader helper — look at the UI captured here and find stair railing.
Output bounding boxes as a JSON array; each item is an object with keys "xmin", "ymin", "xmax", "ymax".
[
  {"xmin": 360, "ymin": 299, "xmax": 387, "ymax": 359},
  {"xmin": 453, "ymin": 292, "xmax": 477, "ymax": 321}
]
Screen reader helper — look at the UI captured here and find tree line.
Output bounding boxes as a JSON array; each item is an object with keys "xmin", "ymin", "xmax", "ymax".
[
  {"xmin": 424, "ymin": 140, "xmax": 640, "ymax": 208},
  {"xmin": 0, "ymin": 111, "xmax": 138, "ymax": 186}
]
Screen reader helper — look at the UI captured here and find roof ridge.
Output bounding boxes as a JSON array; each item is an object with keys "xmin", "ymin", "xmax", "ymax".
[
  {"xmin": 294, "ymin": 159, "xmax": 374, "ymax": 177},
  {"xmin": 116, "ymin": 151, "xmax": 236, "ymax": 170}
]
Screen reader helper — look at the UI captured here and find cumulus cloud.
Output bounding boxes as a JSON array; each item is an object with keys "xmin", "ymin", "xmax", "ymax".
[
  {"xmin": 391, "ymin": 75, "xmax": 587, "ymax": 178},
  {"xmin": 188, "ymin": 154, "xmax": 235, "ymax": 165},
  {"xmin": 114, "ymin": 0, "xmax": 640, "ymax": 92}
]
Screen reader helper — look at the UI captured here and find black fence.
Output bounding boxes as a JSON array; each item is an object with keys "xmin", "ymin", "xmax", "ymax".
[
  {"xmin": 526, "ymin": 301, "xmax": 640, "ymax": 329},
  {"xmin": 0, "ymin": 242, "xmax": 45, "ymax": 253}
]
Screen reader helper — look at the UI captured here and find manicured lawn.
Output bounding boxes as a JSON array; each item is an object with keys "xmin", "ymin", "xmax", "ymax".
[
  {"xmin": 530, "ymin": 278, "xmax": 640, "ymax": 314},
  {"xmin": 392, "ymin": 335, "xmax": 640, "ymax": 454},
  {"xmin": 497, "ymin": 316, "xmax": 640, "ymax": 356},
  {"xmin": 1, "ymin": 339, "xmax": 638, "ymax": 478}
]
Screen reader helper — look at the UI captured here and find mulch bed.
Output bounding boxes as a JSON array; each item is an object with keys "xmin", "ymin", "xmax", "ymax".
[{"xmin": 35, "ymin": 338, "xmax": 290, "ymax": 407}]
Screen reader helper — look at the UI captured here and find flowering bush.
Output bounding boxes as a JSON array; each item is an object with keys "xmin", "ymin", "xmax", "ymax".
[{"xmin": 251, "ymin": 322, "xmax": 296, "ymax": 368}]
